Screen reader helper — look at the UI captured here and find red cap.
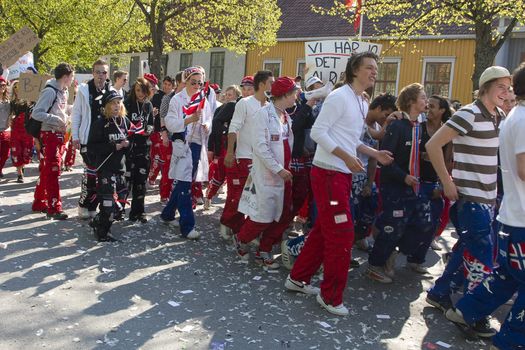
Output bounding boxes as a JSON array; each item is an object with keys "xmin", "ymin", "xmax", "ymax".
[
  {"xmin": 0, "ymin": 77, "xmax": 6, "ymax": 84},
  {"xmin": 143, "ymin": 73, "xmax": 158, "ymax": 86},
  {"xmin": 270, "ymin": 77, "xmax": 298, "ymax": 97},
  {"xmin": 240, "ymin": 76, "xmax": 254, "ymax": 87}
]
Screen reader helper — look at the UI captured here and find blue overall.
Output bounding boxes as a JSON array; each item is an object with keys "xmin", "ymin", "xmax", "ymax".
[
  {"xmin": 351, "ymin": 174, "xmax": 378, "ymax": 242},
  {"xmin": 368, "ymin": 183, "xmax": 434, "ymax": 267},
  {"xmin": 428, "ymin": 200, "xmax": 496, "ymax": 301},
  {"xmin": 456, "ymin": 223, "xmax": 525, "ymax": 350}
]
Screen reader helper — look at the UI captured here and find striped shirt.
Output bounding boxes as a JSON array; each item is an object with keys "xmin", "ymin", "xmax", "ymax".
[{"xmin": 445, "ymin": 100, "xmax": 500, "ymax": 204}]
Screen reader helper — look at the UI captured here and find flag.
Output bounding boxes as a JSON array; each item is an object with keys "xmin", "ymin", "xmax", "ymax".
[
  {"xmin": 182, "ymin": 81, "xmax": 209, "ymax": 116},
  {"xmin": 345, "ymin": 0, "xmax": 362, "ymax": 33},
  {"xmin": 509, "ymin": 242, "xmax": 525, "ymax": 271},
  {"xmin": 128, "ymin": 121, "xmax": 145, "ymax": 135}
]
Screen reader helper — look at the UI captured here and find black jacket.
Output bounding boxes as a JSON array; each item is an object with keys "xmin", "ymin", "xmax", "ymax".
[
  {"xmin": 208, "ymin": 100, "xmax": 238, "ymax": 154},
  {"xmin": 124, "ymin": 98, "xmax": 154, "ymax": 148},
  {"xmin": 291, "ymin": 101, "xmax": 315, "ymax": 158},
  {"xmin": 88, "ymin": 116, "xmax": 131, "ymax": 173}
]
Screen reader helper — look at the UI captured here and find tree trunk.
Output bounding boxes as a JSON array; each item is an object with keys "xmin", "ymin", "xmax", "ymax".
[
  {"xmin": 472, "ymin": 19, "xmax": 498, "ymax": 91},
  {"xmin": 149, "ymin": 21, "xmax": 166, "ymax": 78}
]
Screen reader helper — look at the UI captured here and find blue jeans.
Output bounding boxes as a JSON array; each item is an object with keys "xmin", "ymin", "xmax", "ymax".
[
  {"xmin": 161, "ymin": 180, "xmax": 195, "ymax": 236},
  {"xmin": 428, "ymin": 200, "xmax": 495, "ymax": 299},
  {"xmin": 456, "ymin": 224, "xmax": 525, "ymax": 350},
  {"xmin": 368, "ymin": 184, "xmax": 434, "ymax": 266},
  {"xmin": 190, "ymin": 142, "xmax": 202, "ymax": 180}
]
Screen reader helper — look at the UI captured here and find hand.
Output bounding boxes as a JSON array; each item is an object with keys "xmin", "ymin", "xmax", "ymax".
[
  {"xmin": 202, "ymin": 123, "xmax": 209, "ymax": 133},
  {"xmin": 306, "ymin": 98, "xmax": 317, "ymax": 107},
  {"xmin": 207, "ymin": 151, "xmax": 214, "ymax": 160},
  {"xmin": 344, "ymin": 155, "xmax": 365, "ymax": 173},
  {"xmin": 278, "ymin": 169, "xmax": 293, "ymax": 182},
  {"xmin": 442, "ymin": 178, "xmax": 459, "ymax": 201},
  {"xmin": 376, "ymin": 150, "xmax": 393, "ymax": 165},
  {"xmin": 224, "ymin": 152, "xmax": 235, "ymax": 168},
  {"xmin": 121, "ymin": 140, "xmax": 129, "ymax": 148},
  {"xmin": 153, "ymin": 107, "xmax": 159, "ymax": 116},
  {"xmin": 404, "ymin": 175, "xmax": 419, "ymax": 187},
  {"xmin": 73, "ymin": 139, "xmax": 80, "ymax": 149},
  {"xmin": 361, "ymin": 184, "xmax": 372, "ymax": 197},
  {"xmin": 161, "ymin": 131, "xmax": 169, "ymax": 146}
]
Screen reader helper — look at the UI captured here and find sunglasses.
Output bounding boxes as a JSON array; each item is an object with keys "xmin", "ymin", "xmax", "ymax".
[
  {"xmin": 189, "ymin": 79, "xmax": 203, "ymax": 86},
  {"xmin": 0, "ymin": 84, "xmax": 6, "ymax": 87},
  {"xmin": 95, "ymin": 70, "xmax": 108, "ymax": 75}
]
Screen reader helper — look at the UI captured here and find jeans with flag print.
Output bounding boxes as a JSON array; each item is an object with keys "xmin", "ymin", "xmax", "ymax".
[
  {"xmin": 428, "ymin": 200, "xmax": 496, "ymax": 300},
  {"xmin": 455, "ymin": 223, "xmax": 525, "ymax": 350}
]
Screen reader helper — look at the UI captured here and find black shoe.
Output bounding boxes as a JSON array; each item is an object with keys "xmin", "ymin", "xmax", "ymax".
[
  {"xmin": 98, "ymin": 234, "xmax": 118, "ymax": 242},
  {"xmin": 113, "ymin": 210, "xmax": 125, "ymax": 221},
  {"xmin": 0, "ymin": 172, "xmax": 4, "ymax": 178},
  {"xmin": 137, "ymin": 214, "xmax": 148, "ymax": 223},
  {"xmin": 16, "ymin": 175, "xmax": 24, "ymax": 183},
  {"xmin": 471, "ymin": 317, "xmax": 497, "ymax": 338},
  {"xmin": 350, "ymin": 258, "xmax": 361, "ymax": 268},
  {"xmin": 47, "ymin": 212, "xmax": 68, "ymax": 220},
  {"xmin": 426, "ymin": 292, "xmax": 453, "ymax": 313}
]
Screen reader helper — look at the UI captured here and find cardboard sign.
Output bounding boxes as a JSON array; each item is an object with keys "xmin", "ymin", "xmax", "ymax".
[
  {"xmin": 7, "ymin": 52, "xmax": 34, "ymax": 80},
  {"xmin": 18, "ymin": 73, "xmax": 53, "ymax": 102},
  {"xmin": 304, "ymin": 40, "xmax": 383, "ymax": 84},
  {"xmin": 0, "ymin": 26, "xmax": 40, "ymax": 68}
]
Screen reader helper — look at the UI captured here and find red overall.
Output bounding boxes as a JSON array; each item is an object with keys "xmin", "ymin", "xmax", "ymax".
[
  {"xmin": 237, "ymin": 140, "xmax": 293, "ymax": 253},
  {"xmin": 10, "ymin": 114, "xmax": 33, "ymax": 167},
  {"xmin": 148, "ymin": 131, "xmax": 162, "ymax": 183},
  {"xmin": 63, "ymin": 140, "xmax": 76, "ymax": 168},
  {"xmin": 33, "ymin": 131, "xmax": 65, "ymax": 214},
  {"xmin": 0, "ymin": 130, "xmax": 10, "ymax": 173},
  {"xmin": 220, "ymin": 158, "xmax": 252, "ymax": 234},
  {"xmin": 291, "ymin": 155, "xmax": 313, "ymax": 218},
  {"xmin": 290, "ymin": 166, "xmax": 354, "ymax": 307},
  {"xmin": 159, "ymin": 140, "xmax": 173, "ymax": 201},
  {"xmin": 206, "ymin": 140, "xmax": 228, "ymax": 199}
]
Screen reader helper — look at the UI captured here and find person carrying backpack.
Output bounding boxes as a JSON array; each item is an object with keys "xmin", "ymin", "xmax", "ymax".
[{"xmin": 31, "ymin": 63, "xmax": 75, "ymax": 220}]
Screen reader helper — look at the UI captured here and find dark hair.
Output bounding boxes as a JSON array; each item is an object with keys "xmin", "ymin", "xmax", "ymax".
[
  {"xmin": 344, "ymin": 52, "xmax": 379, "ymax": 84},
  {"xmin": 163, "ymin": 76, "xmax": 174, "ymax": 85},
  {"xmin": 370, "ymin": 93, "xmax": 397, "ymax": 111},
  {"xmin": 54, "ymin": 62, "xmax": 75, "ymax": 80},
  {"xmin": 129, "ymin": 77, "xmax": 151, "ymax": 102},
  {"xmin": 396, "ymin": 83, "xmax": 424, "ymax": 113},
  {"xmin": 513, "ymin": 63, "xmax": 525, "ymax": 100},
  {"xmin": 429, "ymin": 95, "xmax": 452, "ymax": 122},
  {"xmin": 113, "ymin": 70, "xmax": 128, "ymax": 82},
  {"xmin": 253, "ymin": 70, "xmax": 273, "ymax": 92},
  {"xmin": 92, "ymin": 59, "xmax": 108, "ymax": 70},
  {"xmin": 175, "ymin": 71, "xmax": 184, "ymax": 84}
]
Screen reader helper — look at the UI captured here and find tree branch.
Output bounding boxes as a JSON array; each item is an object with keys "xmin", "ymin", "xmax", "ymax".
[{"xmin": 494, "ymin": 17, "xmax": 518, "ymax": 51}]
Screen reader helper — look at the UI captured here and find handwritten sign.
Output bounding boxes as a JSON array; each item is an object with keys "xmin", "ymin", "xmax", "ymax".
[
  {"xmin": 18, "ymin": 73, "xmax": 53, "ymax": 102},
  {"xmin": 305, "ymin": 40, "xmax": 383, "ymax": 84},
  {"xmin": 7, "ymin": 52, "xmax": 34, "ymax": 80},
  {"xmin": 0, "ymin": 26, "xmax": 40, "ymax": 68}
]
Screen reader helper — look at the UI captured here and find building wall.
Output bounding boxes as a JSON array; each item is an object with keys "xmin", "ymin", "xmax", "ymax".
[{"xmin": 245, "ymin": 39, "xmax": 476, "ymax": 104}]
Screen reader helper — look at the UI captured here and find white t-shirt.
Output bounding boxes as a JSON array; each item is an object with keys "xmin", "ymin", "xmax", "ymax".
[
  {"xmin": 311, "ymin": 84, "xmax": 366, "ymax": 173},
  {"xmin": 228, "ymin": 95, "xmax": 267, "ymax": 159},
  {"xmin": 497, "ymin": 103, "xmax": 525, "ymax": 227}
]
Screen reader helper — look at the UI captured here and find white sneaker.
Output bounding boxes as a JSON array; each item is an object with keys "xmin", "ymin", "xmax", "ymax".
[
  {"xmin": 365, "ymin": 264, "xmax": 393, "ymax": 284},
  {"xmin": 219, "ymin": 224, "xmax": 232, "ymax": 240},
  {"xmin": 255, "ymin": 251, "xmax": 279, "ymax": 270},
  {"xmin": 203, "ymin": 198, "xmax": 211, "ymax": 210},
  {"xmin": 430, "ymin": 239, "xmax": 442, "ymax": 251},
  {"xmin": 78, "ymin": 206, "xmax": 89, "ymax": 219},
  {"xmin": 316, "ymin": 293, "xmax": 349, "ymax": 316},
  {"xmin": 196, "ymin": 197, "xmax": 204, "ymax": 205},
  {"xmin": 185, "ymin": 230, "xmax": 200, "ymax": 240},
  {"xmin": 284, "ymin": 275, "xmax": 319, "ymax": 295},
  {"xmin": 162, "ymin": 218, "xmax": 180, "ymax": 227},
  {"xmin": 407, "ymin": 262, "xmax": 429, "ymax": 274},
  {"xmin": 280, "ymin": 240, "xmax": 295, "ymax": 270},
  {"xmin": 384, "ymin": 250, "xmax": 398, "ymax": 278}
]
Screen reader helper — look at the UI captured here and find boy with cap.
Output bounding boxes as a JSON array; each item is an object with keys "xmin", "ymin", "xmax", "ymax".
[
  {"xmin": 425, "ymin": 66, "xmax": 511, "ymax": 332},
  {"xmin": 221, "ymin": 72, "xmax": 274, "ymax": 239}
]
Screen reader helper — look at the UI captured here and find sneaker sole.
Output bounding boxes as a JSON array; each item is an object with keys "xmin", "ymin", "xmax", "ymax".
[
  {"xmin": 426, "ymin": 296, "xmax": 450, "ymax": 313},
  {"xmin": 284, "ymin": 278, "xmax": 319, "ymax": 295},
  {"xmin": 316, "ymin": 294, "xmax": 348, "ymax": 316},
  {"xmin": 365, "ymin": 269, "xmax": 393, "ymax": 284}
]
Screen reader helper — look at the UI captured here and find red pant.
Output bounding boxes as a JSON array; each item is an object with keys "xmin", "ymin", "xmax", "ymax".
[
  {"xmin": 207, "ymin": 154, "xmax": 227, "ymax": 200},
  {"xmin": 64, "ymin": 140, "xmax": 76, "ymax": 167},
  {"xmin": 148, "ymin": 132, "xmax": 163, "ymax": 183},
  {"xmin": 435, "ymin": 196, "xmax": 451, "ymax": 237},
  {"xmin": 220, "ymin": 158, "xmax": 251, "ymax": 233},
  {"xmin": 159, "ymin": 141, "xmax": 173, "ymax": 200},
  {"xmin": 33, "ymin": 131, "xmax": 65, "ymax": 214},
  {"xmin": 291, "ymin": 156, "xmax": 312, "ymax": 218},
  {"xmin": 0, "ymin": 130, "xmax": 10, "ymax": 173},
  {"xmin": 10, "ymin": 133, "xmax": 33, "ymax": 168},
  {"xmin": 290, "ymin": 166, "xmax": 354, "ymax": 306}
]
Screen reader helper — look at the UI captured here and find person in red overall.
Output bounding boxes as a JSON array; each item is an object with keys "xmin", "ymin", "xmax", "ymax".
[
  {"xmin": 234, "ymin": 77, "xmax": 298, "ymax": 270},
  {"xmin": 32, "ymin": 63, "xmax": 75, "ymax": 220},
  {"xmin": 9, "ymin": 81, "xmax": 34, "ymax": 183},
  {"xmin": 221, "ymin": 73, "xmax": 273, "ymax": 239},
  {"xmin": 284, "ymin": 53, "xmax": 393, "ymax": 316}
]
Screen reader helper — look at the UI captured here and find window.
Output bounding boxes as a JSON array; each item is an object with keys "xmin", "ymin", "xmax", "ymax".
[
  {"xmin": 209, "ymin": 52, "xmax": 225, "ymax": 86},
  {"xmin": 180, "ymin": 53, "xmax": 193, "ymax": 71},
  {"xmin": 296, "ymin": 60, "xmax": 306, "ymax": 88},
  {"xmin": 263, "ymin": 60, "xmax": 282, "ymax": 78},
  {"xmin": 422, "ymin": 57, "xmax": 455, "ymax": 98},
  {"xmin": 373, "ymin": 58, "xmax": 400, "ymax": 98}
]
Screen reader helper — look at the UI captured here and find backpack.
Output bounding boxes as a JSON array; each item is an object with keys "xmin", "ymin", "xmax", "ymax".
[{"xmin": 25, "ymin": 85, "xmax": 59, "ymax": 138}]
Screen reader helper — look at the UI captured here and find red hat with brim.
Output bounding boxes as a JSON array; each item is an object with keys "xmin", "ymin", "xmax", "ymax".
[
  {"xmin": 270, "ymin": 77, "xmax": 298, "ymax": 98},
  {"xmin": 240, "ymin": 76, "xmax": 254, "ymax": 87},
  {"xmin": 144, "ymin": 73, "xmax": 159, "ymax": 87}
]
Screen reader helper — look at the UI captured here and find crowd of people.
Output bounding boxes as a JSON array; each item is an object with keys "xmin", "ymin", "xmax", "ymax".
[{"xmin": 0, "ymin": 52, "xmax": 523, "ymax": 350}]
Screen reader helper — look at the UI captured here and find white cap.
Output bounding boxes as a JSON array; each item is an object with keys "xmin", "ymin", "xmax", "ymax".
[
  {"xmin": 479, "ymin": 66, "xmax": 511, "ymax": 88},
  {"xmin": 305, "ymin": 76, "xmax": 323, "ymax": 89}
]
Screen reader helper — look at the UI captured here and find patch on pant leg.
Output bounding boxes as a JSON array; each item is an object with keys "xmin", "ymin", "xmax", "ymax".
[
  {"xmin": 101, "ymin": 178, "xmax": 109, "ymax": 185},
  {"xmin": 384, "ymin": 226, "xmax": 394, "ymax": 233},
  {"xmin": 330, "ymin": 201, "xmax": 339, "ymax": 206},
  {"xmin": 139, "ymin": 168, "xmax": 147, "ymax": 175},
  {"xmin": 393, "ymin": 210, "xmax": 404, "ymax": 218},
  {"xmin": 103, "ymin": 200, "xmax": 113, "ymax": 207},
  {"xmin": 334, "ymin": 213, "xmax": 348, "ymax": 224},
  {"xmin": 232, "ymin": 179, "xmax": 240, "ymax": 185}
]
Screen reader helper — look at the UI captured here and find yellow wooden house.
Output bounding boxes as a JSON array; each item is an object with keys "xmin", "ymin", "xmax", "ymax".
[{"xmin": 245, "ymin": 0, "xmax": 476, "ymax": 104}]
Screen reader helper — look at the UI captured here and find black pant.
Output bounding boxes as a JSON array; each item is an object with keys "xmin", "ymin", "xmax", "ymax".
[
  {"xmin": 125, "ymin": 146, "xmax": 150, "ymax": 218},
  {"xmin": 79, "ymin": 147, "xmax": 98, "ymax": 211},
  {"xmin": 93, "ymin": 170, "xmax": 126, "ymax": 237}
]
